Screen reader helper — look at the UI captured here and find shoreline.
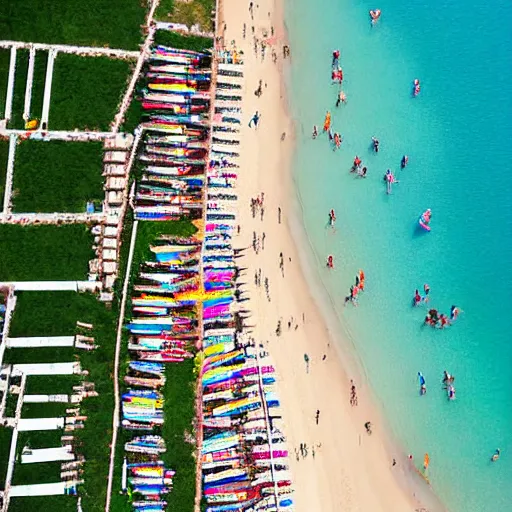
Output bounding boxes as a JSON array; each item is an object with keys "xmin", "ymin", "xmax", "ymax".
[
  {"xmin": 221, "ymin": 0, "xmax": 448, "ymax": 510},
  {"xmin": 277, "ymin": 1, "xmax": 447, "ymax": 510}
]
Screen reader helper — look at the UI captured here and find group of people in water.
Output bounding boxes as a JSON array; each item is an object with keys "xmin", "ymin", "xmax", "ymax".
[
  {"xmin": 417, "ymin": 370, "xmax": 456, "ymax": 400},
  {"xmin": 413, "ymin": 284, "xmax": 462, "ymax": 328},
  {"xmin": 343, "ymin": 270, "xmax": 365, "ymax": 306},
  {"xmin": 351, "ymin": 155, "xmax": 367, "ymax": 178},
  {"xmin": 424, "ymin": 305, "xmax": 462, "ymax": 329}
]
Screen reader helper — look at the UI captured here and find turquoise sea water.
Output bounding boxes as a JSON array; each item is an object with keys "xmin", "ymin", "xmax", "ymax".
[{"xmin": 285, "ymin": 1, "xmax": 512, "ymax": 511}]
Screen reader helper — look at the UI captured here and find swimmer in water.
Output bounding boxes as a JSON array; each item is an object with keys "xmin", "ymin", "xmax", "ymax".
[
  {"xmin": 359, "ymin": 166, "xmax": 368, "ymax": 178},
  {"xmin": 450, "ymin": 305, "xmax": 462, "ymax": 321},
  {"xmin": 401, "ymin": 155, "xmax": 409, "ymax": 168},
  {"xmin": 491, "ymin": 449, "xmax": 500, "ymax": 462},
  {"xmin": 418, "ymin": 372, "xmax": 427, "ymax": 395},
  {"xmin": 329, "ymin": 209, "xmax": 336, "ymax": 226},
  {"xmin": 332, "ymin": 49, "xmax": 340, "ymax": 66},
  {"xmin": 327, "ymin": 255, "xmax": 334, "ymax": 268},
  {"xmin": 372, "ymin": 136, "xmax": 380, "ymax": 153},
  {"xmin": 312, "ymin": 125, "xmax": 318, "ymax": 139},
  {"xmin": 414, "ymin": 289, "xmax": 422, "ymax": 306},
  {"xmin": 336, "ymin": 90, "xmax": 347, "ymax": 107}
]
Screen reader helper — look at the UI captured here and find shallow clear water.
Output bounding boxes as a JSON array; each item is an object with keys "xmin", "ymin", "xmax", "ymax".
[{"xmin": 285, "ymin": 0, "xmax": 512, "ymax": 510}]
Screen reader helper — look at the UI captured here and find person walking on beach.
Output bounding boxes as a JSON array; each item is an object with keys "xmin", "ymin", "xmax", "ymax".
[
  {"xmin": 315, "ymin": 409, "xmax": 320, "ymax": 424},
  {"xmin": 304, "ymin": 353, "xmax": 310, "ymax": 373},
  {"xmin": 248, "ymin": 111, "xmax": 260, "ymax": 129},
  {"xmin": 249, "ymin": 111, "xmax": 260, "ymax": 129}
]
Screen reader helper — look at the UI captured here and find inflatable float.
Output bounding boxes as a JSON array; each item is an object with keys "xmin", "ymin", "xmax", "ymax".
[{"xmin": 418, "ymin": 209, "xmax": 432, "ymax": 231}]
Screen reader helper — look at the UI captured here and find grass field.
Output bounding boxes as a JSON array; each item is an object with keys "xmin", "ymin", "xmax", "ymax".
[
  {"xmin": 0, "ymin": 428, "xmax": 13, "ymax": 491},
  {"xmin": 12, "ymin": 140, "xmax": 104, "ymax": 213},
  {"xmin": 0, "ymin": 49, "xmax": 9, "ymax": 119},
  {"xmin": 153, "ymin": 31, "xmax": 214, "ymax": 52},
  {"xmin": 0, "ymin": 224, "xmax": 93, "ymax": 281},
  {"xmin": 8, "ymin": 291, "xmax": 117, "ymax": 511},
  {"xmin": 0, "ymin": 139, "xmax": 8, "ymax": 211},
  {"xmin": 50, "ymin": 54, "xmax": 132, "ymax": 131},
  {"xmin": 156, "ymin": 0, "xmax": 215, "ymax": 33},
  {"xmin": 9, "ymin": 496, "xmax": 76, "ymax": 512},
  {"xmin": 8, "ymin": 50, "xmax": 48, "ymax": 130},
  {"xmin": 0, "ymin": 1, "xmax": 146, "ymax": 50}
]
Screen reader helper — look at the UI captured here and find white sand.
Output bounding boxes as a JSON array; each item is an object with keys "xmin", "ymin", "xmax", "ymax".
[{"xmin": 217, "ymin": 0, "xmax": 433, "ymax": 510}]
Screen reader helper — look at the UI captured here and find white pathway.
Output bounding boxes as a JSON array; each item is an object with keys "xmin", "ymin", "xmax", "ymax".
[
  {"xmin": 0, "ymin": 281, "xmax": 101, "ymax": 292},
  {"xmin": 18, "ymin": 417, "xmax": 65, "ymax": 431},
  {"xmin": 6, "ymin": 336, "xmax": 75, "ymax": 348},
  {"xmin": 21, "ymin": 447, "xmax": 74, "ymax": 464},
  {"xmin": 40, "ymin": 49, "xmax": 57, "ymax": 129},
  {"xmin": 0, "ymin": 212, "xmax": 106, "ymax": 225},
  {"xmin": 0, "ymin": 40, "xmax": 139, "ymax": 59},
  {"xmin": 12, "ymin": 362, "xmax": 81, "ymax": 376},
  {"xmin": 0, "ymin": 129, "xmax": 120, "ymax": 140},
  {"xmin": 23, "ymin": 47, "xmax": 36, "ymax": 121},
  {"xmin": 2, "ymin": 133, "xmax": 17, "ymax": 215},
  {"xmin": 9, "ymin": 482, "xmax": 67, "ymax": 497}
]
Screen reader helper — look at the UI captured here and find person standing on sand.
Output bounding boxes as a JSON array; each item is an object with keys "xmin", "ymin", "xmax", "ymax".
[
  {"xmin": 304, "ymin": 353, "xmax": 310, "ymax": 373},
  {"xmin": 248, "ymin": 111, "xmax": 260, "ymax": 128},
  {"xmin": 315, "ymin": 409, "xmax": 320, "ymax": 424}
]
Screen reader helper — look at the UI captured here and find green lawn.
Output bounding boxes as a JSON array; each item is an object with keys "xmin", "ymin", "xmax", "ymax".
[
  {"xmin": 9, "ymin": 496, "xmax": 76, "ymax": 512},
  {"xmin": 0, "ymin": 139, "xmax": 8, "ymax": 210},
  {"xmin": 0, "ymin": 1, "xmax": 146, "ymax": 50},
  {"xmin": 153, "ymin": 31, "xmax": 214, "ymax": 52},
  {"xmin": 8, "ymin": 50, "xmax": 48, "ymax": 129},
  {"xmin": 156, "ymin": 0, "xmax": 215, "ymax": 33},
  {"xmin": 0, "ymin": 224, "xmax": 93, "ymax": 281},
  {"xmin": 25, "ymin": 375, "xmax": 80, "ymax": 395},
  {"xmin": 21, "ymin": 402, "xmax": 69, "ymax": 419},
  {"xmin": 12, "ymin": 140, "xmax": 104, "ymax": 213},
  {"xmin": 9, "ymin": 291, "xmax": 117, "ymax": 511},
  {"xmin": 50, "ymin": 54, "xmax": 132, "ymax": 131},
  {"xmin": 17, "ymin": 430, "xmax": 62, "ymax": 451},
  {"xmin": 0, "ymin": 49, "xmax": 9, "ymax": 119},
  {"xmin": 0, "ymin": 427, "xmax": 13, "ymax": 490}
]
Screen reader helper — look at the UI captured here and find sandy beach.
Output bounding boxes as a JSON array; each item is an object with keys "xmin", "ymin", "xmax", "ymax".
[{"xmin": 216, "ymin": 0, "xmax": 436, "ymax": 510}]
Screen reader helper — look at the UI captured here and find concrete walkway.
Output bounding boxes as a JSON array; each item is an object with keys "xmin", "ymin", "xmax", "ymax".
[{"xmin": 0, "ymin": 40, "xmax": 139, "ymax": 59}]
